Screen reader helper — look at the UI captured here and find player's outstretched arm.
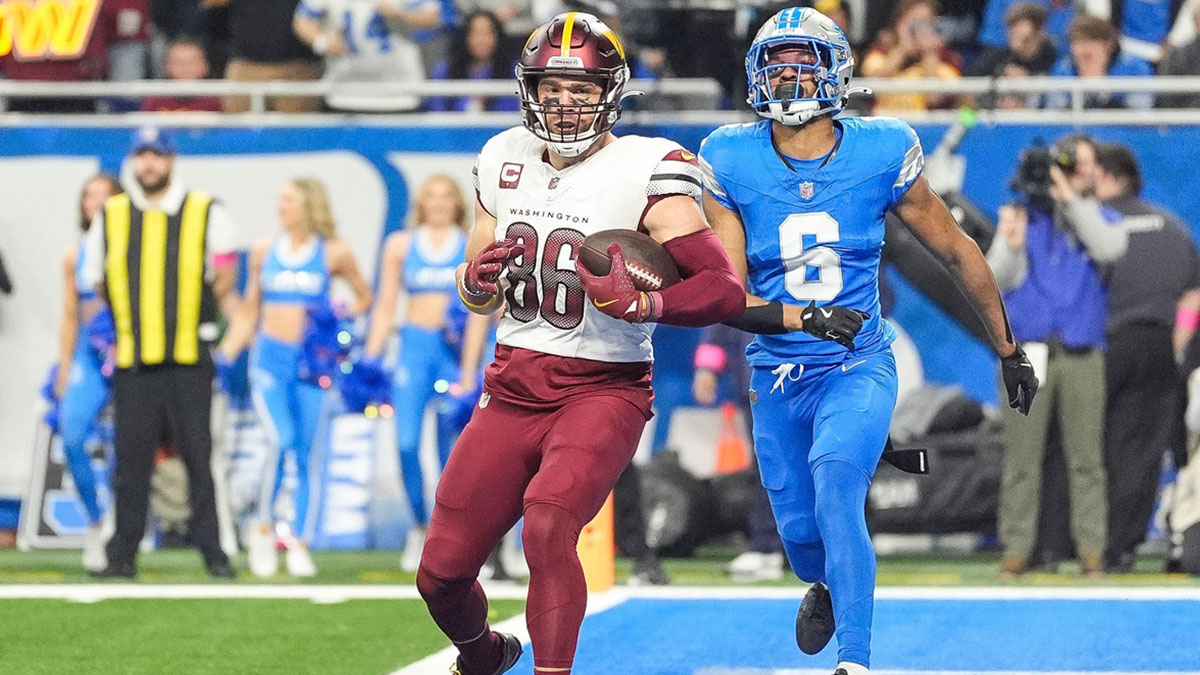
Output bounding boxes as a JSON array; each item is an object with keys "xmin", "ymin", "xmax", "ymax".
[
  {"xmin": 895, "ymin": 174, "xmax": 1039, "ymax": 414},
  {"xmin": 637, "ymin": 194, "xmax": 745, "ymax": 327},
  {"xmin": 457, "ymin": 199, "xmax": 518, "ymax": 316},
  {"xmin": 703, "ymin": 194, "xmax": 869, "ymax": 346}
]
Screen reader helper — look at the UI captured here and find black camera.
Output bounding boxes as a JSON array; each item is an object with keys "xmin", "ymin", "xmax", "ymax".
[{"xmin": 1010, "ymin": 140, "xmax": 1077, "ymax": 209}]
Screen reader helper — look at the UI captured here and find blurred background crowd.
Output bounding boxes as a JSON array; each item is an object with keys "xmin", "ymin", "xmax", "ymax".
[{"xmin": 3, "ymin": 0, "xmax": 1200, "ymax": 114}]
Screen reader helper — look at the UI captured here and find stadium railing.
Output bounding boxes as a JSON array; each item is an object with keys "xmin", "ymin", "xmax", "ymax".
[{"xmin": 1, "ymin": 76, "xmax": 1198, "ymax": 125}]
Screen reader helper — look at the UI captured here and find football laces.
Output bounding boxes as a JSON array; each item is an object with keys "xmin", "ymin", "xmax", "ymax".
[{"xmin": 625, "ymin": 263, "xmax": 662, "ymax": 290}]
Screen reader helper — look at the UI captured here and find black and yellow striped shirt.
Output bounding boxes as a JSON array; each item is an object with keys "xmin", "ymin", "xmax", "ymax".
[{"xmin": 102, "ymin": 190, "xmax": 218, "ymax": 369}]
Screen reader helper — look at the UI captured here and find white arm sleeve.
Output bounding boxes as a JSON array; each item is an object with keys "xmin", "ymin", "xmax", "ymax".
[{"xmin": 205, "ymin": 201, "xmax": 238, "ymax": 257}]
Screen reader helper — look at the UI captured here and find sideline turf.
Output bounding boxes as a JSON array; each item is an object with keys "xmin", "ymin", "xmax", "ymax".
[
  {"xmin": 0, "ymin": 598, "xmax": 524, "ymax": 675},
  {"xmin": 1, "ymin": 548, "xmax": 1197, "ymax": 586}
]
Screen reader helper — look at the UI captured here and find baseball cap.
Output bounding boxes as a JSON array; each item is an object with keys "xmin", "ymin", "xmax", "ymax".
[{"xmin": 130, "ymin": 126, "xmax": 176, "ymax": 155}]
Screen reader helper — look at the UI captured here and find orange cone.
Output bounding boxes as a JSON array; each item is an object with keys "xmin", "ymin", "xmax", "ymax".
[
  {"xmin": 577, "ymin": 493, "xmax": 615, "ymax": 592},
  {"xmin": 715, "ymin": 403, "xmax": 751, "ymax": 475}
]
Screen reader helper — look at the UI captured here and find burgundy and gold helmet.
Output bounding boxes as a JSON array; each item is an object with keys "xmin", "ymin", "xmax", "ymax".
[{"xmin": 516, "ymin": 12, "xmax": 630, "ymax": 157}]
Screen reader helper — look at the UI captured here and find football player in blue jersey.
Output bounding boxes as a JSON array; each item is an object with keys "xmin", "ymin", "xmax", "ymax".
[{"xmin": 699, "ymin": 8, "xmax": 1039, "ymax": 675}]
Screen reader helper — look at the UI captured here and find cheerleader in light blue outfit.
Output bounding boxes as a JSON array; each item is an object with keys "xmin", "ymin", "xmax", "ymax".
[
  {"xmin": 218, "ymin": 178, "xmax": 372, "ymax": 578},
  {"xmin": 364, "ymin": 174, "xmax": 493, "ymax": 572},
  {"xmin": 54, "ymin": 174, "xmax": 121, "ymax": 572}
]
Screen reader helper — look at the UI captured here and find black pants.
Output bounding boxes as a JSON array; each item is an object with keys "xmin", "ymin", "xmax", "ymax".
[
  {"xmin": 1104, "ymin": 325, "xmax": 1179, "ymax": 562},
  {"xmin": 106, "ymin": 364, "xmax": 227, "ymax": 568}
]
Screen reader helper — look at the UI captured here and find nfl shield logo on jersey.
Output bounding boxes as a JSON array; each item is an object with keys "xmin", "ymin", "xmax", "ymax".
[{"xmin": 799, "ymin": 181, "xmax": 814, "ymax": 200}]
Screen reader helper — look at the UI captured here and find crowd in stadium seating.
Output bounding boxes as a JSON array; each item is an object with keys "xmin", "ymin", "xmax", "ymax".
[{"xmin": 1, "ymin": 0, "xmax": 1198, "ymax": 113}]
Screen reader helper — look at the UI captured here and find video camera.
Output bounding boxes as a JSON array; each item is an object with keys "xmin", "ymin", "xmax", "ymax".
[{"xmin": 1010, "ymin": 139, "xmax": 1077, "ymax": 211}]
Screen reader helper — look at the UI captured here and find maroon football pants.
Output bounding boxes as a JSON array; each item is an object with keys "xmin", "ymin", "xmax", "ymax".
[{"xmin": 416, "ymin": 392, "xmax": 647, "ymax": 674}]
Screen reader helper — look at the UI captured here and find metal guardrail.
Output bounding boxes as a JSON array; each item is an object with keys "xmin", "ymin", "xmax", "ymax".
[
  {"xmin": 0, "ymin": 76, "xmax": 1198, "ymax": 123},
  {"xmin": 0, "ymin": 78, "xmax": 724, "ymax": 115}
]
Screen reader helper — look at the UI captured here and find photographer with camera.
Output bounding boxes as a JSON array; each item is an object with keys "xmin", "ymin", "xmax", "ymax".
[{"xmin": 987, "ymin": 134, "xmax": 1127, "ymax": 578}]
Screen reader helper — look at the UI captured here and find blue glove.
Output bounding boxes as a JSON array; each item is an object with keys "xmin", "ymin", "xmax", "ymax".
[
  {"xmin": 340, "ymin": 357, "xmax": 391, "ymax": 413},
  {"xmin": 40, "ymin": 364, "xmax": 61, "ymax": 433}
]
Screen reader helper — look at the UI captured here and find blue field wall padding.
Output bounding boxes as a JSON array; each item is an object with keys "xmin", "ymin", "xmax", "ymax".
[{"xmin": 4, "ymin": 123, "xmax": 1199, "ymax": 512}]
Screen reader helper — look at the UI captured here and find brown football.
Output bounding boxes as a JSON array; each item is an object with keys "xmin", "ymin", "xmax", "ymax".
[{"xmin": 578, "ymin": 229, "xmax": 682, "ymax": 292}]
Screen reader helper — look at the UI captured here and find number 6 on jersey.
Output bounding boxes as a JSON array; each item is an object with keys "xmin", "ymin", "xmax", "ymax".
[{"xmin": 780, "ymin": 212, "xmax": 842, "ymax": 302}]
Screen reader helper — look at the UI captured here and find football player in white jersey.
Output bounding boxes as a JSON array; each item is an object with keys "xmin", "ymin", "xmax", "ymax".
[{"xmin": 414, "ymin": 12, "xmax": 745, "ymax": 675}]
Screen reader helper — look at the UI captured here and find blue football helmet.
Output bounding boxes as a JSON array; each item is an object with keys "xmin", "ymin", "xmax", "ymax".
[{"xmin": 746, "ymin": 7, "xmax": 857, "ymax": 126}]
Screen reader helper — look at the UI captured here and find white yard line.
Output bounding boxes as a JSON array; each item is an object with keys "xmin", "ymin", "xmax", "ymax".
[
  {"xmin": 4, "ymin": 584, "xmax": 1200, "ymax": 602},
  {"xmin": 388, "ymin": 589, "xmax": 628, "ymax": 675},
  {"xmin": 0, "ymin": 582, "xmax": 528, "ymax": 602}
]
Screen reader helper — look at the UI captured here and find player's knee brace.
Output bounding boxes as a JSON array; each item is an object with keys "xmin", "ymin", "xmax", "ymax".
[{"xmin": 521, "ymin": 502, "xmax": 581, "ymax": 572}]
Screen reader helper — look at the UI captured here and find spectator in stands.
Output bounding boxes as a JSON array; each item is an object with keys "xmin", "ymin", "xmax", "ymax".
[
  {"xmin": 427, "ymin": 10, "xmax": 519, "ymax": 112},
  {"xmin": 149, "ymin": 0, "xmax": 208, "ymax": 76},
  {"xmin": 141, "ymin": 38, "xmax": 223, "ymax": 112},
  {"xmin": 459, "ymin": 0, "xmax": 563, "ymax": 49},
  {"xmin": 1045, "ymin": 15, "xmax": 1154, "ymax": 110},
  {"xmin": 645, "ymin": 0, "xmax": 745, "ymax": 109},
  {"xmin": 1107, "ymin": 0, "xmax": 1180, "ymax": 64},
  {"xmin": 1160, "ymin": 4, "xmax": 1200, "ymax": 109},
  {"xmin": 209, "ymin": 0, "xmax": 324, "ymax": 113},
  {"xmin": 979, "ymin": 0, "xmax": 1075, "ymax": 52},
  {"xmin": 1095, "ymin": 143, "xmax": 1200, "ymax": 573},
  {"xmin": 860, "ymin": 0, "xmax": 963, "ymax": 111},
  {"xmin": 971, "ymin": 2, "xmax": 1057, "ymax": 77},
  {"xmin": 293, "ymin": 0, "xmax": 442, "ymax": 112},
  {"xmin": 987, "ymin": 134, "xmax": 1125, "ymax": 579},
  {"xmin": 0, "ymin": 0, "xmax": 149, "ymax": 113}
]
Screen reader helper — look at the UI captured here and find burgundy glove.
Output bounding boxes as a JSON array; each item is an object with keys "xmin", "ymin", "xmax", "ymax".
[
  {"xmin": 576, "ymin": 244, "xmax": 662, "ymax": 323},
  {"xmin": 461, "ymin": 238, "xmax": 524, "ymax": 305}
]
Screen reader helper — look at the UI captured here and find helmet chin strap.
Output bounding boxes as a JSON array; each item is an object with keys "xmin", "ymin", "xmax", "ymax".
[{"xmin": 547, "ymin": 136, "xmax": 600, "ymax": 158}]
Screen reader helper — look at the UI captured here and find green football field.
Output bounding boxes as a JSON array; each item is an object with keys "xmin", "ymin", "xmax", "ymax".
[{"xmin": 0, "ymin": 548, "xmax": 1196, "ymax": 675}]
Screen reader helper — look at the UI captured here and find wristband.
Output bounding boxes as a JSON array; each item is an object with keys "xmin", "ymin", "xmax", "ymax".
[
  {"xmin": 723, "ymin": 301, "xmax": 789, "ymax": 335},
  {"xmin": 458, "ymin": 278, "xmax": 494, "ymax": 310}
]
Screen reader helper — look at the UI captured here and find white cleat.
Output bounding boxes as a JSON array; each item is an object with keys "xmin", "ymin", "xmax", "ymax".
[
  {"xmin": 728, "ymin": 551, "xmax": 785, "ymax": 582},
  {"xmin": 401, "ymin": 526, "xmax": 426, "ymax": 574},
  {"xmin": 247, "ymin": 522, "xmax": 279, "ymax": 578},
  {"xmin": 285, "ymin": 539, "xmax": 317, "ymax": 578},
  {"xmin": 500, "ymin": 529, "xmax": 529, "ymax": 579},
  {"xmin": 82, "ymin": 524, "xmax": 107, "ymax": 572}
]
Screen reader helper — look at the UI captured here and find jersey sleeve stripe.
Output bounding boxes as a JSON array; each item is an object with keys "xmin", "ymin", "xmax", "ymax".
[
  {"xmin": 697, "ymin": 156, "xmax": 728, "ymax": 198},
  {"xmin": 649, "ymin": 173, "xmax": 702, "ymax": 187},
  {"xmin": 647, "ymin": 178, "xmax": 703, "ymax": 199},
  {"xmin": 895, "ymin": 142, "xmax": 925, "ymax": 188}
]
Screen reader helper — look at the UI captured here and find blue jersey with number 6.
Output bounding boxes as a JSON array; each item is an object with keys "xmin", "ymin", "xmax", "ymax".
[{"xmin": 699, "ymin": 116, "xmax": 924, "ymax": 367}]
